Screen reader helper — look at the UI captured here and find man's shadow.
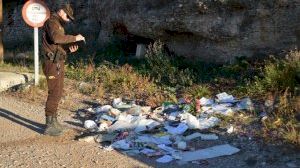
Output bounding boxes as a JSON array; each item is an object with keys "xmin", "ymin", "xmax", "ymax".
[{"xmin": 0, "ymin": 108, "xmax": 45, "ymax": 134}]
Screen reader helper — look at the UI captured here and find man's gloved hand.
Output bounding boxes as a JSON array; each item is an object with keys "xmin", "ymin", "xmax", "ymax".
[{"xmin": 69, "ymin": 45, "xmax": 79, "ymax": 53}]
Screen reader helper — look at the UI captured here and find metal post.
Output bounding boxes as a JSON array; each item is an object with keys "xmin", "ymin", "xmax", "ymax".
[{"xmin": 34, "ymin": 27, "xmax": 39, "ymax": 85}]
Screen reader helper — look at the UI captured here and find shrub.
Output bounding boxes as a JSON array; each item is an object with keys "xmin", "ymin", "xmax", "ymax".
[
  {"xmin": 245, "ymin": 50, "xmax": 300, "ymax": 96},
  {"xmin": 145, "ymin": 40, "xmax": 194, "ymax": 87}
]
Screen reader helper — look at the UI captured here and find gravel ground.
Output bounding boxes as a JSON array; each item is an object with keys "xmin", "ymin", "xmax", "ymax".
[{"xmin": 0, "ymin": 93, "xmax": 299, "ymax": 168}]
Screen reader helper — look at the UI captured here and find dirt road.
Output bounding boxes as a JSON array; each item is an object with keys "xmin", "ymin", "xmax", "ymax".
[{"xmin": 0, "ymin": 94, "xmax": 150, "ymax": 168}]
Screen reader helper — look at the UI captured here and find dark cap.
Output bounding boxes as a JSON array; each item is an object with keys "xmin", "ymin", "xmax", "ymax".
[{"xmin": 62, "ymin": 3, "xmax": 74, "ymax": 21}]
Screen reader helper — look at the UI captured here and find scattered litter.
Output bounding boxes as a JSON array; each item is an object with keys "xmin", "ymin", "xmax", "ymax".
[
  {"xmin": 237, "ymin": 97, "xmax": 254, "ymax": 111},
  {"xmin": 122, "ymin": 149, "xmax": 140, "ymax": 156},
  {"xmin": 198, "ymin": 117, "xmax": 220, "ymax": 130},
  {"xmin": 216, "ymin": 92, "xmax": 236, "ymax": 103},
  {"xmin": 171, "ymin": 151, "xmax": 183, "ymax": 160},
  {"xmin": 127, "ymin": 105, "xmax": 142, "ymax": 116},
  {"xmin": 156, "ymin": 155, "xmax": 174, "ymax": 163},
  {"xmin": 84, "ymin": 120, "xmax": 97, "ymax": 130},
  {"xmin": 181, "ymin": 144, "xmax": 240, "ymax": 162},
  {"xmin": 99, "ymin": 122, "xmax": 109, "ymax": 132},
  {"xmin": 140, "ymin": 148, "xmax": 155, "ymax": 155},
  {"xmin": 177, "ymin": 141, "xmax": 187, "ymax": 150},
  {"xmin": 102, "ymin": 145, "xmax": 114, "ymax": 151},
  {"xmin": 260, "ymin": 111, "xmax": 268, "ymax": 121},
  {"xmin": 180, "ymin": 113, "xmax": 200, "ymax": 129},
  {"xmin": 95, "ymin": 105, "xmax": 112, "ymax": 113},
  {"xmin": 87, "ymin": 107, "xmax": 95, "ymax": 113},
  {"xmin": 184, "ymin": 132, "xmax": 218, "ymax": 141},
  {"xmin": 211, "ymin": 104, "xmax": 234, "ymax": 116},
  {"xmin": 95, "ymin": 133, "xmax": 118, "ymax": 143},
  {"xmin": 78, "ymin": 92, "xmax": 253, "ymax": 165},
  {"xmin": 158, "ymin": 144, "xmax": 177, "ymax": 154},
  {"xmin": 136, "ymin": 135, "xmax": 172, "ymax": 145},
  {"xmin": 111, "ymin": 140, "xmax": 130, "ymax": 150},
  {"xmin": 261, "ymin": 116, "xmax": 268, "ymax": 121},
  {"xmin": 78, "ymin": 135, "xmax": 96, "ymax": 143},
  {"xmin": 200, "ymin": 97, "xmax": 214, "ymax": 106},
  {"xmin": 165, "ymin": 123, "xmax": 189, "ymax": 135},
  {"xmin": 227, "ymin": 125, "xmax": 235, "ymax": 134},
  {"xmin": 141, "ymin": 106, "xmax": 151, "ymax": 114},
  {"xmin": 180, "ymin": 113, "xmax": 220, "ymax": 130},
  {"xmin": 110, "ymin": 108, "xmax": 121, "ymax": 116},
  {"xmin": 134, "ymin": 118, "xmax": 160, "ymax": 132},
  {"xmin": 113, "ymin": 98, "xmax": 133, "ymax": 110},
  {"xmin": 101, "ymin": 114, "xmax": 116, "ymax": 122}
]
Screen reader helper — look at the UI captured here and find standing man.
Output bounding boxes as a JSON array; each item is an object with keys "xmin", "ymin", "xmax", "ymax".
[{"xmin": 42, "ymin": 3, "xmax": 85, "ymax": 136}]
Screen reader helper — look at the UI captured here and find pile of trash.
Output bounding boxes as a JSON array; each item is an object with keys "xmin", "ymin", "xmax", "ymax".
[{"xmin": 76, "ymin": 92, "xmax": 254, "ymax": 163}]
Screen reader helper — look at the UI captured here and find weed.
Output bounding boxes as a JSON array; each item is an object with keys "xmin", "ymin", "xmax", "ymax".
[{"xmin": 183, "ymin": 85, "xmax": 212, "ymax": 99}]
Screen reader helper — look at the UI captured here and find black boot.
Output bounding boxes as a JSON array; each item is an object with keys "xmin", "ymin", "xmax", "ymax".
[
  {"xmin": 52, "ymin": 116, "xmax": 67, "ymax": 131},
  {"xmin": 44, "ymin": 116, "xmax": 63, "ymax": 136}
]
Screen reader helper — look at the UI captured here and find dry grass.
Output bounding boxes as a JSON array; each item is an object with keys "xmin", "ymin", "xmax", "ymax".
[
  {"xmin": 66, "ymin": 63, "xmax": 174, "ymax": 107},
  {"xmin": 262, "ymin": 89, "xmax": 300, "ymax": 146}
]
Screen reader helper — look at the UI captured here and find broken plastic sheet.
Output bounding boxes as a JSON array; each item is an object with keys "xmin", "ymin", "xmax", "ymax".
[
  {"xmin": 107, "ymin": 120, "xmax": 134, "ymax": 132},
  {"xmin": 134, "ymin": 118, "xmax": 161, "ymax": 132},
  {"xmin": 111, "ymin": 139, "xmax": 130, "ymax": 150},
  {"xmin": 168, "ymin": 112, "xmax": 180, "ymax": 121},
  {"xmin": 140, "ymin": 148, "xmax": 156, "ymax": 155},
  {"xmin": 211, "ymin": 104, "xmax": 235, "ymax": 116},
  {"xmin": 199, "ymin": 97, "xmax": 214, "ymax": 106},
  {"xmin": 112, "ymin": 98, "xmax": 133, "ymax": 110},
  {"xmin": 157, "ymin": 144, "xmax": 177, "ymax": 154},
  {"xmin": 180, "ymin": 113, "xmax": 200, "ymax": 129},
  {"xmin": 165, "ymin": 123, "xmax": 189, "ymax": 135},
  {"xmin": 95, "ymin": 133, "xmax": 118, "ymax": 143},
  {"xmin": 156, "ymin": 155, "xmax": 174, "ymax": 163},
  {"xmin": 184, "ymin": 132, "xmax": 218, "ymax": 141},
  {"xmin": 181, "ymin": 144, "xmax": 240, "ymax": 162},
  {"xmin": 95, "ymin": 105, "xmax": 112, "ymax": 113},
  {"xmin": 236, "ymin": 97, "xmax": 254, "ymax": 111},
  {"xmin": 198, "ymin": 117, "xmax": 220, "ymax": 130},
  {"xmin": 108, "ymin": 114, "xmax": 160, "ymax": 133},
  {"xmin": 136, "ymin": 134, "xmax": 172, "ymax": 145},
  {"xmin": 101, "ymin": 114, "xmax": 116, "ymax": 122},
  {"xmin": 216, "ymin": 92, "xmax": 236, "ymax": 103},
  {"xmin": 180, "ymin": 113, "xmax": 220, "ymax": 130}
]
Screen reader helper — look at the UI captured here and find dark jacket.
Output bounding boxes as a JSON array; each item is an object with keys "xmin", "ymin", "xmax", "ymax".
[{"xmin": 42, "ymin": 13, "xmax": 76, "ymax": 60}]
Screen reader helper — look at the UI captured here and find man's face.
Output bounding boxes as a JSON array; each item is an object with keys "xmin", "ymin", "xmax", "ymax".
[{"xmin": 59, "ymin": 9, "xmax": 70, "ymax": 22}]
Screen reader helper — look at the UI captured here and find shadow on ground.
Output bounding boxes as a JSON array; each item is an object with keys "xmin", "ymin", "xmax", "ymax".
[{"xmin": 0, "ymin": 108, "xmax": 45, "ymax": 134}]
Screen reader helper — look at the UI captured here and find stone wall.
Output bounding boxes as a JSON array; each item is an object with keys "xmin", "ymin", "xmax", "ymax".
[{"xmin": 3, "ymin": 0, "xmax": 300, "ymax": 63}]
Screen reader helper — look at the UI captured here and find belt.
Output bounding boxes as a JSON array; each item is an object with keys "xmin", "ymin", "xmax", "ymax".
[
  {"xmin": 46, "ymin": 52, "xmax": 55, "ymax": 61},
  {"xmin": 45, "ymin": 52, "xmax": 65, "ymax": 61}
]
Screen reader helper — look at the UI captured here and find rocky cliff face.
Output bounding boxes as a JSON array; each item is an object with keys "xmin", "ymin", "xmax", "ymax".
[{"xmin": 3, "ymin": 0, "xmax": 300, "ymax": 63}]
